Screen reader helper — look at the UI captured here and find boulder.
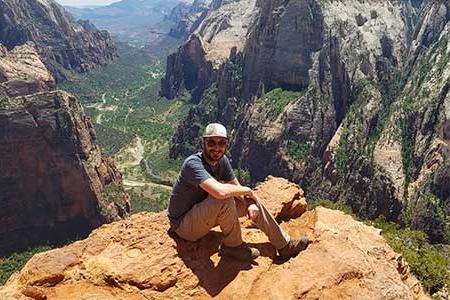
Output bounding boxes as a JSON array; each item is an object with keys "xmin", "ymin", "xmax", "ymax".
[{"xmin": 0, "ymin": 177, "xmax": 428, "ymax": 299}]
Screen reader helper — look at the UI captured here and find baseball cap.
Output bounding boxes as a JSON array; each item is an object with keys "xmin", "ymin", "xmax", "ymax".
[{"xmin": 202, "ymin": 123, "xmax": 228, "ymax": 138}]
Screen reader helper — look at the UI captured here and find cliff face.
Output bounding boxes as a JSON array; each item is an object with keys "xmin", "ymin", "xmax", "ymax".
[
  {"xmin": 0, "ymin": 42, "xmax": 55, "ymax": 97},
  {"xmin": 0, "ymin": 177, "xmax": 429, "ymax": 300},
  {"xmin": 168, "ymin": 0, "xmax": 213, "ymax": 39},
  {"xmin": 0, "ymin": 43, "xmax": 129, "ymax": 255},
  {"xmin": 0, "ymin": 0, "xmax": 118, "ymax": 82},
  {"xmin": 161, "ymin": 0, "xmax": 258, "ymax": 103},
  {"xmin": 168, "ymin": 0, "xmax": 450, "ymax": 242}
]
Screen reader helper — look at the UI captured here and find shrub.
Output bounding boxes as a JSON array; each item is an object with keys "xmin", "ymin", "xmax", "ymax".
[
  {"xmin": 261, "ymin": 88, "xmax": 305, "ymax": 121},
  {"xmin": 310, "ymin": 202, "xmax": 450, "ymax": 293},
  {"xmin": 369, "ymin": 216, "xmax": 449, "ymax": 293},
  {"xmin": 285, "ymin": 140, "xmax": 311, "ymax": 162}
]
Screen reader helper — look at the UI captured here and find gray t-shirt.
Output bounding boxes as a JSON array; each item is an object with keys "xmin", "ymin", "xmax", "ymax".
[{"xmin": 168, "ymin": 152, "xmax": 235, "ymax": 229}]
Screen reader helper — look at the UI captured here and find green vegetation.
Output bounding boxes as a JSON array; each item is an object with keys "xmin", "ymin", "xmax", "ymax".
[
  {"xmin": 94, "ymin": 123, "xmax": 135, "ymax": 155},
  {"xmin": 260, "ymin": 88, "xmax": 305, "ymax": 121},
  {"xmin": 400, "ymin": 117, "xmax": 417, "ymax": 183},
  {"xmin": 0, "ymin": 246, "xmax": 51, "ymax": 284},
  {"xmin": 284, "ymin": 140, "xmax": 311, "ymax": 162},
  {"xmin": 369, "ymin": 216, "xmax": 449, "ymax": 294},
  {"xmin": 311, "ymin": 200, "xmax": 450, "ymax": 294},
  {"xmin": 59, "ymin": 43, "xmax": 190, "ymax": 184},
  {"xmin": 104, "ymin": 184, "xmax": 127, "ymax": 203},
  {"xmin": 310, "ymin": 199, "xmax": 357, "ymax": 218},
  {"xmin": 413, "ymin": 192, "xmax": 450, "ymax": 243},
  {"xmin": 128, "ymin": 186, "xmax": 171, "ymax": 213},
  {"xmin": 235, "ymin": 168, "xmax": 251, "ymax": 187}
]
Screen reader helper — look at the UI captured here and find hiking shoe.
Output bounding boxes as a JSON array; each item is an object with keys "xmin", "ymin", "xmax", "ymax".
[
  {"xmin": 278, "ymin": 236, "xmax": 309, "ymax": 259},
  {"xmin": 218, "ymin": 243, "xmax": 260, "ymax": 261}
]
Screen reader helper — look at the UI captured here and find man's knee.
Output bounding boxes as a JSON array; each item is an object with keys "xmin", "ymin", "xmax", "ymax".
[
  {"xmin": 207, "ymin": 196, "xmax": 235, "ymax": 208},
  {"xmin": 206, "ymin": 196, "xmax": 238, "ymax": 218},
  {"xmin": 220, "ymin": 197, "xmax": 237, "ymax": 212}
]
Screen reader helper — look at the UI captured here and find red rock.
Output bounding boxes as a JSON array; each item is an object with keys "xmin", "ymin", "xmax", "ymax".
[
  {"xmin": 0, "ymin": 177, "xmax": 429, "ymax": 299},
  {"xmin": 22, "ymin": 286, "xmax": 47, "ymax": 300},
  {"xmin": 0, "ymin": 91, "xmax": 130, "ymax": 254}
]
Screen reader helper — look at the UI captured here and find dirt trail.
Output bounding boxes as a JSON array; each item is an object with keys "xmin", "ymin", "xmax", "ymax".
[
  {"xmin": 116, "ymin": 137, "xmax": 172, "ymax": 188},
  {"xmin": 123, "ymin": 179, "xmax": 172, "ymax": 190},
  {"xmin": 119, "ymin": 136, "xmax": 144, "ymax": 170},
  {"xmin": 85, "ymin": 93, "xmax": 117, "ymax": 125}
]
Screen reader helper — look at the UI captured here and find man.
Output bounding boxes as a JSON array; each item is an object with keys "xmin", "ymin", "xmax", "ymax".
[{"xmin": 168, "ymin": 123, "xmax": 309, "ymax": 261}]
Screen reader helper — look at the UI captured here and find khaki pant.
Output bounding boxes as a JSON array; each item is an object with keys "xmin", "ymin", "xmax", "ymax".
[{"xmin": 175, "ymin": 196, "xmax": 290, "ymax": 249}]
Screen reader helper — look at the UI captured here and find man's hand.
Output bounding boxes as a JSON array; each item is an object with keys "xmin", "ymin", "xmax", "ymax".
[
  {"xmin": 245, "ymin": 189, "xmax": 260, "ymax": 202},
  {"xmin": 247, "ymin": 203, "xmax": 260, "ymax": 221}
]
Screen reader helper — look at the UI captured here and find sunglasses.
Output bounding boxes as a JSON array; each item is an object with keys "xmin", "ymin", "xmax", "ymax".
[{"xmin": 204, "ymin": 139, "xmax": 228, "ymax": 147}]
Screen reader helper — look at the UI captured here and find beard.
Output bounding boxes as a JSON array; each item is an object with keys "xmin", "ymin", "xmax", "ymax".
[{"xmin": 203, "ymin": 146, "xmax": 225, "ymax": 163}]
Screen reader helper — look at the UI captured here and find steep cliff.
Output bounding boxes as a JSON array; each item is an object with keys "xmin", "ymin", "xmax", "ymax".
[
  {"xmin": 0, "ymin": 43, "xmax": 129, "ymax": 255},
  {"xmin": 0, "ymin": 42, "xmax": 55, "ymax": 97},
  {"xmin": 161, "ymin": 0, "xmax": 258, "ymax": 103},
  {"xmin": 0, "ymin": 177, "xmax": 429, "ymax": 300},
  {"xmin": 167, "ymin": 0, "xmax": 213, "ymax": 39},
  {"xmin": 167, "ymin": 0, "xmax": 450, "ymax": 242},
  {"xmin": 0, "ymin": 0, "xmax": 118, "ymax": 82}
]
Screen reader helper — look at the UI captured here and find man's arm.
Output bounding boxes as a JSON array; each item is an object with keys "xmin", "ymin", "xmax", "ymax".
[
  {"xmin": 200, "ymin": 178, "xmax": 254, "ymax": 200},
  {"xmin": 227, "ymin": 177, "xmax": 240, "ymax": 186},
  {"xmin": 225, "ymin": 177, "xmax": 260, "ymax": 220}
]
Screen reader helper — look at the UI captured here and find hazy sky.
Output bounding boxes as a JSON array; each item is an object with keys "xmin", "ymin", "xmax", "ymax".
[{"xmin": 55, "ymin": 0, "xmax": 120, "ymax": 7}]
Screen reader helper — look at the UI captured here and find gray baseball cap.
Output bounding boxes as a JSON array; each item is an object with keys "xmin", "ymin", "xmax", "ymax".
[{"xmin": 202, "ymin": 123, "xmax": 228, "ymax": 138}]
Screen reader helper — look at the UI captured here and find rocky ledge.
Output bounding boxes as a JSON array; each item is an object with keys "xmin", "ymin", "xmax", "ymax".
[
  {"xmin": 0, "ymin": 177, "xmax": 428, "ymax": 299},
  {"xmin": 0, "ymin": 42, "xmax": 55, "ymax": 97}
]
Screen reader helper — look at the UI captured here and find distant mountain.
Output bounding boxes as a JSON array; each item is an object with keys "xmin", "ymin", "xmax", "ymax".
[
  {"xmin": 0, "ymin": 0, "xmax": 117, "ymax": 82},
  {"xmin": 65, "ymin": 0, "xmax": 192, "ymax": 47}
]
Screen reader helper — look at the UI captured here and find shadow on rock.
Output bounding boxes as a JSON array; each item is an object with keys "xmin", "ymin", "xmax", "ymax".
[{"xmin": 171, "ymin": 230, "xmax": 274, "ymax": 296}]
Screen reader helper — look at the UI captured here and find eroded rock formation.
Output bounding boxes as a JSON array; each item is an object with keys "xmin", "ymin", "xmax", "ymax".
[
  {"xmin": 0, "ymin": 177, "xmax": 428, "ymax": 299},
  {"xmin": 0, "ymin": 42, "xmax": 55, "ymax": 97},
  {"xmin": 161, "ymin": 0, "xmax": 258, "ymax": 103},
  {"xmin": 0, "ymin": 0, "xmax": 117, "ymax": 82},
  {"xmin": 0, "ymin": 42, "xmax": 129, "ymax": 255},
  {"xmin": 167, "ymin": 0, "xmax": 450, "ymax": 242}
]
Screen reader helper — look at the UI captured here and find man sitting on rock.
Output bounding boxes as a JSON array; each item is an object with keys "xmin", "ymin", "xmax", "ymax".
[{"xmin": 168, "ymin": 123, "xmax": 309, "ymax": 261}]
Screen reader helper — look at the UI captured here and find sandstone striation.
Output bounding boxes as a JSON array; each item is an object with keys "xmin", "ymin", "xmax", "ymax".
[
  {"xmin": 0, "ymin": 0, "xmax": 117, "ymax": 82},
  {"xmin": 168, "ymin": 0, "xmax": 450, "ymax": 241},
  {"xmin": 161, "ymin": 0, "xmax": 257, "ymax": 102},
  {"xmin": 0, "ymin": 177, "xmax": 428, "ymax": 299},
  {"xmin": 0, "ymin": 90, "xmax": 130, "ymax": 254},
  {"xmin": 0, "ymin": 42, "xmax": 55, "ymax": 97}
]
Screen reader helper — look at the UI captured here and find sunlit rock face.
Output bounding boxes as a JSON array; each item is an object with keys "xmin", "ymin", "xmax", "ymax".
[
  {"xmin": 0, "ymin": 0, "xmax": 117, "ymax": 82},
  {"xmin": 0, "ymin": 177, "xmax": 429, "ymax": 300},
  {"xmin": 0, "ymin": 41, "xmax": 129, "ymax": 255},
  {"xmin": 161, "ymin": 0, "xmax": 258, "ymax": 103},
  {"xmin": 167, "ymin": 0, "xmax": 450, "ymax": 242},
  {"xmin": 0, "ymin": 42, "xmax": 55, "ymax": 97}
]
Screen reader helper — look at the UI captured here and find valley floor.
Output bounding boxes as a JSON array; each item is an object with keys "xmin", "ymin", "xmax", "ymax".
[{"xmin": 60, "ymin": 42, "xmax": 189, "ymax": 213}]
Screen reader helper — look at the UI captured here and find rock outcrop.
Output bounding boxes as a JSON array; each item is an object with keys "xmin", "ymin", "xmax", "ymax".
[
  {"xmin": 0, "ymin": 0, "xmax": 117, "ymax": 82},
  {"xmin": 161, "ymin": 0, "xmax": 258, "ymax": 102},
  {"xmin": 0, "ymin": 42, "xmax": 55, "ymax": 97},
  {"xmin": 0, "ymin": 42, "xmax": 129, "ymax": 255},
  {"xmin": 0, "ymin": 177, "xmax": 428, "ymax": 299},
  {"xmin": 167, "ymin": 0, "xmax": 213, "ymax": 39},
  {"xmin": 167, "ymin": 0, "xmax": 450, "ymax": 242},
  {"xmin": 0, "ymin": 90, "xmax": 130, "ymax": 255}
]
